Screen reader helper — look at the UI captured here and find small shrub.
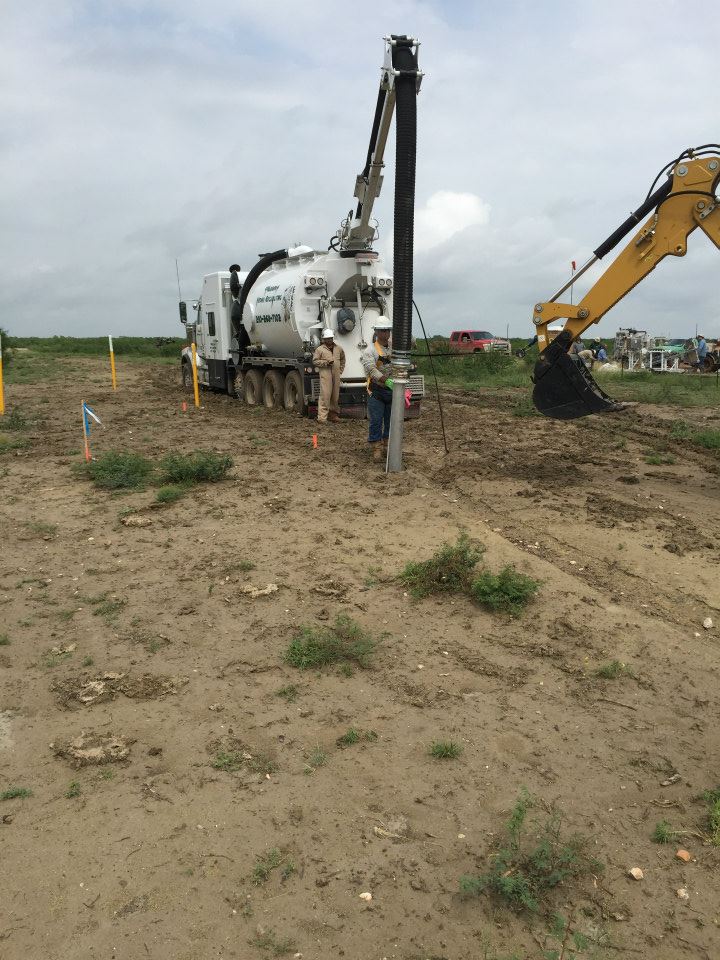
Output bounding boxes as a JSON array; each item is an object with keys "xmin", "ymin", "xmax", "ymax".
[
  {"xmin": 470, "ymin": 566, "xmax": 538, "ymax": 615},
  {"xmin": 65, "ymin": 781, "xmax": 81, "ymax": 799},
  {"xmin": 86, "ymin": 451, "xmax": 153, "ymax": 489},
  {"xmin": 460, "ymin": 789, "xmax": 602, "ymax": 913},
  {"xmin": 276, "ymin": 684, "xmax": 299, "ymax": 703},
  {"xmin": 284, "ymin": 615, "xmax": 378, "ymax": 670},
  {"xmin": 249, "ymin": 928, "xmax": 297, "ymax": 956},
  {"xmin": 651, "ymin": 819, "xmax": 673, "ymax": 843},
  {"xmin": 336, "ymin": 728, "xmax": 377, "ymax": 747},
  {"xmin": 251, "ymin": 848, "xmax": 295, "ymax": 886},
  {"xmin": 701, "ymin": 787, "xmax": 720, "ymax": 845},
  {"xmin": 400, "ymin": 535, "xmax": 485, "ymax": 598},
  {"xmin": 596, "ymin": 660, "xmax": 631, "ymax": 679},
  {"xmin": 155, "ymin": 484, "xmax": 187, "ymax": 504},
  {"xmin": 692, "ymin": 429, "xmax": 720, "ymax": 450},
  {"xmin": 158, "ymin": 450, "xmax": 232, "ymax": 484},
  {"xmin": 1, "ymin": 786, "xmax": 32, "ymax": 800},
  {"xmin": 430, "ymin": 740, "xmax": 462, "ymax": 759}
]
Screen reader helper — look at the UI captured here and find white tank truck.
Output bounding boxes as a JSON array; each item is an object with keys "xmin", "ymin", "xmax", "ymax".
[{"xmin": 179, "ymin": 36, "xmax": 425, "ymax": 427}]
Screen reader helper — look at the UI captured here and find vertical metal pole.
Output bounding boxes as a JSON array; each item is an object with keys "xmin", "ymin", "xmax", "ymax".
[
  {"xmin": 191, "ymin": 342, "xmax": 200, "ymax": 408},
  {"xmin": 0, "ymin": 332, "xmax": 4, "ymax": 416},
  {"xmin": 108, "ymin": 335, "xmax": 117, "ymax": 391},
  {"xmin": 386, "ymin": 352, "xmax": 410, "ymax": 473}
]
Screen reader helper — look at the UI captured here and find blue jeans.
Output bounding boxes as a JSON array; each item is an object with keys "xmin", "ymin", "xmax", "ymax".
[{"xmin": 368, "ymin": 390, "xmax": 392, "ymax": 442}]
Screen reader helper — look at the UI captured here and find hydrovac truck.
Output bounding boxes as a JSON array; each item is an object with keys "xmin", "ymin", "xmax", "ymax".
[{"xmin": 179, "ymin": 36, "xmax": 424, "ymax": 457}]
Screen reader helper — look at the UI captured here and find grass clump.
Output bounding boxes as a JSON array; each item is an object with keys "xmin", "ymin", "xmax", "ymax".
[
  {"xmin": 86, "ymin": 451, "xmax": 153, "ymax": 490},
  {"xmin": 155, "ymin": 484, "xmax": 188, "ymax": 504},
  {"xmin": 4, "ymin": 408, "xmax": 28, "ymax": 431},
  {"xmin": 251, "ymin": 848, "xmax": 295, "ymax": 886},
  {"xmin": 470, "ymin": 566, "xmax": 539, "ymax": 615},
  {"xmin": 336, "ymin": 727, "xmax": 377, "ymax": 747},
  {"xmin": 460, "ymin": 789, "xmax": 602, "ymax": 913},
  {"xmin": 158, "ymin": 450, "xmax": 232, "ymax": 484},
  {"xmin": 400, "ymin": 535, "xmax": 484, "ymax": 598},
  {"xmin": 430, "ymin": 740, "xmax": 462, "ymax": 760},
  {"xmin": 645, "ymin": 452, "xmax": 675, "ymax": 465},
  {"xmin": 212, "ymin": 747, "xmax": 276, "ymax": 777},
  {"xmin": 399, "ymin": 536, "xmax": 539, "ymax": 615},
  {"xmin": 249, "ymin": 928, "xmax": 297, "ymax": 956},
  {"xmin": 305, "ymin": 746, "xmax": 327, "ymax": 771},
  {"xmin": 651, "ymin": 819, "xmax": 674, "ymax": 843},
  {"xmin": 596, "ymin": 659, "xmax": 632, "ymax": 679},
  {"xmin": 65, "ymin": 781, "xmax": 81, "ymax": 799},
  {"xmin": 1, "ymin": 786, "xmax": 32, "ymax": 800},
  {"xmin": 701, "ymin": 787, "xmax": 720, "ymax": 845},
  {"xmin": 692, "ymin": 429, "xmax": 720, "ymax": 451},
  {"xmin": 0, "ymin": 634, "xmax": 9, "ymax": 646},
  {"xmin": 284, "ymin": 615, "xmax": 377, "ymax": 670},
  {"xmin": 276, "ymin": 684, "xmax": 299, "ymax": 703}
]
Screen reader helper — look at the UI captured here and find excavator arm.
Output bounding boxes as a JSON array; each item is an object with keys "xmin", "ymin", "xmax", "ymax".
[{"xmin": 532, "ymin": 149, "xmax": 720, "ymax": 419}]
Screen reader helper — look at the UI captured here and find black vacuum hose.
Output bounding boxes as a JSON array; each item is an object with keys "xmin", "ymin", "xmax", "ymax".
[
  {"xmin": 391, "ymin": 37, "xmax": 418, "ymax": 355},
  {"xmin": 231, "ymin": 248, "xmax": 288, "ymax": 350}
]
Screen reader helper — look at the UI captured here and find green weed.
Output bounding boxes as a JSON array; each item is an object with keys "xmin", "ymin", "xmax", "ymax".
[
  {"xmin": 1, "ymin": 786, "xmax": 32, "ymax": 800},
  {"xmin": 470, "ymin": 566, "xmax": 539, "ymax": 615},
  {"xmin": 65, "ymin": 781, "xmax": 81, "ymax": 799},
  {"xmin": 93, "ymin": 597, "xmax": 126, "ymax": 622},
  {"xmin": 645, "ymin": 452, "xmax": 675, "ymax": 465},
  {"xmin": 336, "ymin": 728, "xmax": 377, "ymax": 747},
  {"xmin": 400, "ymin": 535, "xmax": 485, "ymax": 598},
  {"xmin": 40, "ymin": 648, "xmax": 73, "ymax": 668},
  {"xmin": 212, "ymin": 748, "xmax": 276, "ymax": 777},
  {"xmin": 251, "ymin": 848, "xmax": 295, "ymax": 886},
  {"xmin": 285, "ymin": 615, "xmax": 378, "ymax": 670},
  {"xmin": 249, "ymin": 928, "xmax": 297, "ymax": 956},
  {"xmin": 430, "ymin": 740, "xmax": 462, "ymax": 760},
  {"xmin": 0, "ymin": 634, "xmax": 9, "ymax": 646},
  {"xmin": 158, "ymin": 450, "xmax": 232, "ymax": 484},
  {"xmin": 651, "ymin": 820, "xmax": 675, "ymax": 843},
  {"xmin": 81, "ymin": 656, "xmax": 94, "ymax": 667},
  {"xmin": 542, "ymin": 910, "xmax": 597, "ymax": 959},
  {"xmin": 3, "ymin": 408, "xmax": 28, "ymax": 431},
  {"xmin": 305, "ymin": 746, "xmax": 327, "ymax": 771},
  {"xmin": 86, "ymin": 451, "xmax": 153, "ymax": 489},
  {"xmin": 276, "ymin": 684, "xmax": 299, "ymax": 703},
  {"xmin": 701, "ymin": 787, "xmax": 720, "ymax": 845},
  {"xmin": 460, "ymin": 789, "xmax": 602, "ymax": 913},
  {"xmin": 155, "ymin": 484, "xmax": 188, "ymax": 504},
  {"xmin": 692, "ymin": 429, "xmax": 720, "ymax": 451},
  {"xmin": 596, "ymin": 660, "xmax": 632, "ymax": 679}
]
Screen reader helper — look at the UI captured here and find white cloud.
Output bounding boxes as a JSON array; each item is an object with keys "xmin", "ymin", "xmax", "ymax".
[{"xmin": 414, "ymin": 191, "xmax": 490, "ymax": 252}]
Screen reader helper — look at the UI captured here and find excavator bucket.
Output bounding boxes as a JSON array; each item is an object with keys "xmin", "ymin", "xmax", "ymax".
[{"xmin": 532, "ymin": 331, "xmax": 623, "ymax": 420}]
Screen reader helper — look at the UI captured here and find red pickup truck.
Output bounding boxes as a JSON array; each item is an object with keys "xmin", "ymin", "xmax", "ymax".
[{"xmin": 449, "ymin": 330, "xmax": 511, "ymax": 354}]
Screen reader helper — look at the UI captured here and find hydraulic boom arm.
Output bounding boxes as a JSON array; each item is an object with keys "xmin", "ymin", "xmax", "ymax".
[
  {"xmin": 337, "ymin": 37, "xmax": 422, "ymax": 251},
  {"xmin": 532, "ymin": 148, "xmax": 720, "ymax": 419}
]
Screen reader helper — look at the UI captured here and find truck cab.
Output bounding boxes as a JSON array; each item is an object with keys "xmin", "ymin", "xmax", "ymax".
[{"xmin": 449, "ymin": 330, "xmax": 511, "ymax": 354}]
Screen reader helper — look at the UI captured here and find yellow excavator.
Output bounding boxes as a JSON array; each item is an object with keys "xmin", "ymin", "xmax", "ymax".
[{"xmin": 531, "ymin": 145, "xmax": 720, "ymax": 419}]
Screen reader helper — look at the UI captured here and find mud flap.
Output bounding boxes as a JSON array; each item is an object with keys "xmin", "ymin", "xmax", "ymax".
[{"xmin": 532, "ymin": 332, "xmax": 623, "ymax": 420}]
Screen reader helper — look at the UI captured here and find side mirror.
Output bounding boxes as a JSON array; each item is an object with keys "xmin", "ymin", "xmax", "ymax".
[{"xmin": 179, "ymin": 301, "xmax": 187, "ymax": 324}]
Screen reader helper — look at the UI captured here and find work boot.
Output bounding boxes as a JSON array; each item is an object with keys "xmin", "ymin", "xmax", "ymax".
[
  {"xmin": 371, "ymin": 442, "xmax": 383, "ymax": 463},
  {"xmin": 329, "ymin": 412, "xmax": 340, "ymax": 423}
]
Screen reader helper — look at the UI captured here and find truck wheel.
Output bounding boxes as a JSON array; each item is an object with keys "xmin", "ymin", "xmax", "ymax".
[
  {"xmin": 232, "ymin": 371, "xmax": 245, "ymax": 401},
  {"xmin": 181, "ymin": 362, "xmax": 193, "ymax": 390},
  {"xmin": 263, "ymin": 370, "xmax": 285, "ymax": 409},
  {"xmin": 283, "ymin": 370, "xmax": 306, "ymax": 414},
  {"xmin": 244, "ymin": 369, "xmax": 263, "ymax": 405}
]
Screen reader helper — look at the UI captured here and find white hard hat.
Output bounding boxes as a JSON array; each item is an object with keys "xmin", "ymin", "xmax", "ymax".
[
  {"xmin": 321, "ymin": 328, "xmax": 334, "ymax": 339},
  {"xmin": 373, "ymin": 316, "xmax": 393, "ymax": 331}
]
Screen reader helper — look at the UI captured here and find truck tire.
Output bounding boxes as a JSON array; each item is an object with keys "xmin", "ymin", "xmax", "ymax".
[
  {"xmin": 181, "ymin": 362, "xmax": 193, "ymax": 390},
  {"xmin": 263, "ymin": 370, "xmax": 285, "ymax": 408},
  {"xmin": 283, "ymin": 370, "xmax": 305, "ymax": 414},
  {"xmin": 232, "ymin": 371, "xmax": 245, "ymax": 401},
  {"xmin": 244, "ymin": 369, "xmax": 263, "ymax": 406}
]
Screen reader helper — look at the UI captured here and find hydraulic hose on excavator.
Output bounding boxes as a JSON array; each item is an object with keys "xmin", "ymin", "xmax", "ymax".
[{"xmin": 531, "ymin": 147, "xmax": 720, "ymax": 420}]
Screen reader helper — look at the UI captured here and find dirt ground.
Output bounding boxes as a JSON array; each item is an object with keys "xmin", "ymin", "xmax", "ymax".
[{"xmin": 1, "ymin": 357, "xmax": 719, "ymax": 960}]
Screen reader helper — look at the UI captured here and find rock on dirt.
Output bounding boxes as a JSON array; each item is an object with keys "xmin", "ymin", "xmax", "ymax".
[
  {"xmin": 52, "ymin": 731, "xmax": 134, "ymax": 767},
  {"xmin": 52, "ymin": 673, "xmax": 188, "ymax": 707}
]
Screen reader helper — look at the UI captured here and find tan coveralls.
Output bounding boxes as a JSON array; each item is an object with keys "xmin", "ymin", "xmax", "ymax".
[{"xmin": 312, "ymin": 342, "xmax": 346, "ymax": 421}]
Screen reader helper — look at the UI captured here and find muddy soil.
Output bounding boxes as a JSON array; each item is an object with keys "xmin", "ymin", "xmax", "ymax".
[{"xmin": 1, "ymin": 358, "xmax": 719, "ymax": 960}]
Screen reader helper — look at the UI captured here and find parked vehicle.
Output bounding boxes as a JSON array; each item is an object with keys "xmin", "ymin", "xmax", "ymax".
[{"xmin": 449, "ymin": 330, "xmax": 511, "ymax": 354}]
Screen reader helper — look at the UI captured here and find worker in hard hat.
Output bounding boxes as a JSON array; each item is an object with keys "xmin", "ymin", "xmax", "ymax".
[
  {"xmin": 361, "ymin": 317, "xmax": 394, "ymax": 462},
  {"xmin": 312, "ymin": 328, "xmax": 346, "ymax": 423}
]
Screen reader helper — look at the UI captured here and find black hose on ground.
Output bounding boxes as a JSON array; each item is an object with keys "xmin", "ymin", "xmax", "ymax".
[
  {"xmin": 390, "ymin": 37, "xmax": 418, "ymax": 355},
  {"xmin": 231, "ymin": 248, "xmax": 288, "ymax": 352}
]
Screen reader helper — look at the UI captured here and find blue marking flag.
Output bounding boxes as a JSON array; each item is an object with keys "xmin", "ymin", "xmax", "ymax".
[{"xmin": 83, "ymin": 402, "xmax": 102, "ymax": 435}]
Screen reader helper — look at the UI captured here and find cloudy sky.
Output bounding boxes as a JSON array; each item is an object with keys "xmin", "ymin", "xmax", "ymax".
[{"xmin": 3, "ymin": 0, "xmax": 720, "ymax": 339}]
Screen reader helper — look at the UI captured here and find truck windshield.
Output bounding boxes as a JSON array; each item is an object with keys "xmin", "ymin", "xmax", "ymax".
[{"xmin": 473, "ymin": 332, "xmax": 494, "ymax": 340}]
